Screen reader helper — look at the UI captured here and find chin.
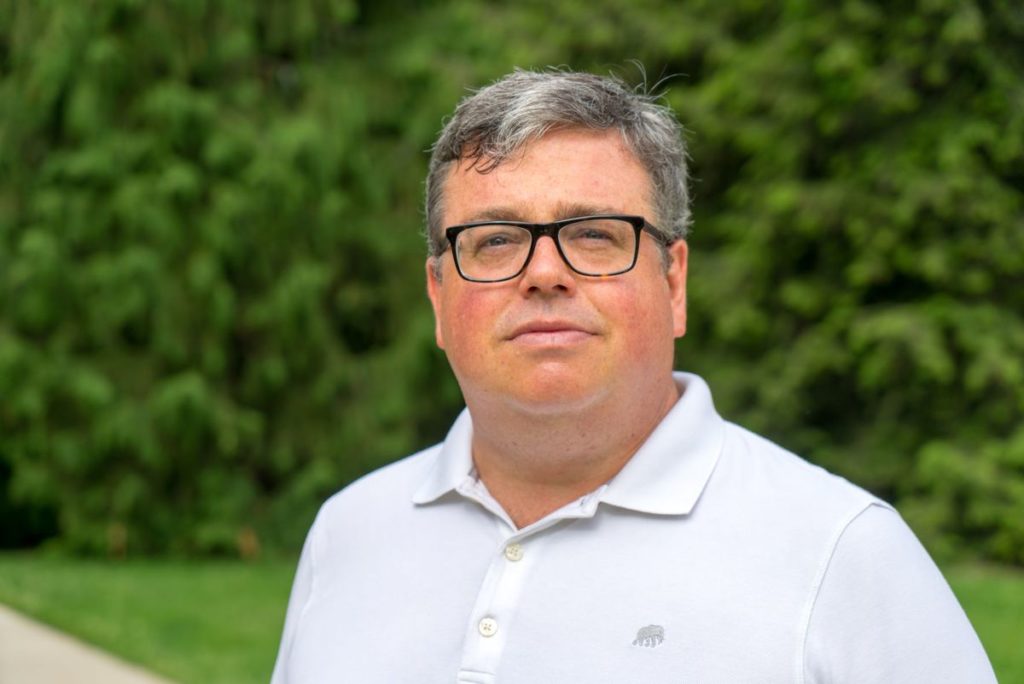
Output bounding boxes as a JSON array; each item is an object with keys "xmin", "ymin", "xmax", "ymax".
[
  {"xmin": 503, "ymin": 372, "xmax": 609, "ymax": 415},
  {"xmin": 453, "ymin": 357, "xmax": 615, "ymax": 416}
]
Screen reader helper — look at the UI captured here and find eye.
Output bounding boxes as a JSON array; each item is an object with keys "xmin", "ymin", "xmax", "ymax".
[
  {"xmin": 562, "ymin": 219, "xmax": 631, "ymax": 250},
  {"xmin": 461, "ymin": 225, "xmax": 529, "ymax": 258},
  {"xmin": 481, "ymin": 233, "xmax": 515, "ymax": 248},
  {"xmin": 575, "ymin": 227, "xmax": 615, "ymax": 241}
]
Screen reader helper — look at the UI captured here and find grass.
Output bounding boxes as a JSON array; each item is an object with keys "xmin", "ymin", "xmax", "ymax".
[
  {"xmin": 0, "ymin": 553, "xmax": 296, "ymax": 684},
  {"xmin": 947, "ymin": 563, "xmax": 1024, "ymax": 684},
  {"xmin": 0, "ymin": 553, "xmax": 1021, "ymax": 683}
]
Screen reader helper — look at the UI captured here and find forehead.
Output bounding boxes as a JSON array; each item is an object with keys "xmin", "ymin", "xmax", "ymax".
[{"xmin": 442, "ymin": 128, "xmax": 653, "ymax": 224}]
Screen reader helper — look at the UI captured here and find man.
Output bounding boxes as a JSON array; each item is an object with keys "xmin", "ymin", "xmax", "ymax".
[{"xmin": 272, "ymin": 70, "xmax": 995, "ymax": 683}]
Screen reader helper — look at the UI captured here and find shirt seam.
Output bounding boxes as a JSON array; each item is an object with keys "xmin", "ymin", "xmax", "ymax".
[
  {"xmin": 795, "ymin": 500, "xmax": 881, "ymax": 684},
  {"xmin": 295, "ymin": 507, "xmax": 325, "ymax": 637}
]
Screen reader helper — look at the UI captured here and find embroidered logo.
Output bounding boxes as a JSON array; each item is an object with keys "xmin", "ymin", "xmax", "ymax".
[{"xmin": 631, "ymin": 624, "xmax": 665, "ymax": 648}]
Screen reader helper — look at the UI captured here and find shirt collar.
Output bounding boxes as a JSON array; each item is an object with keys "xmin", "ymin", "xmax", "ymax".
[
  {"xmin": 412, "ymin": 408, "xmax": 475, "ymax": 504},
  {"xmin": 412, "ymin": 372, "xmax": 724, "ymax": 516},
  {"xmin": 598, "ymin": 372, "xmax": 723, "ymax": 515}
]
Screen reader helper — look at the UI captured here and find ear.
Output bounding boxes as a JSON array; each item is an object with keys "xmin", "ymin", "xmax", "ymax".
[
  {"xmin": 666, "ymin": 240, "xmax": 688, "ymax": 338},
  {"xmin": 425, "ymin": 257, "xmax": 446, "ymax": 349}
]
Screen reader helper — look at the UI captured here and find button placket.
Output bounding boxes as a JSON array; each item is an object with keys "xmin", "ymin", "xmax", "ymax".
[
  {"xmin": 456, "ymin": 496, "xmax": 603, "ymax": 678},
  {"xmin": 457, "ymin": 532, "xmax": 547, "ymax": 677}
]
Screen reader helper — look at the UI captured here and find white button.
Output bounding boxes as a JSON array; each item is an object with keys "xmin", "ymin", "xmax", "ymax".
[
  {"xmin": 478, "ymin": 617, "xmax": 498, "ymax": 637},
  {"xmin": 504, "ymin": 543, "xmax": 523, "ymax": 562}
]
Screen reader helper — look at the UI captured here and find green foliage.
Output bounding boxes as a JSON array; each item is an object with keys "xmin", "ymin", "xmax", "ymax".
[
  {"xmin": 0, "ymin": 0, "xmax": 456, "ymax": 555},
  {"xmin": 668, "ymin": 0, "xmax": 1024, "ymax": 563},
  {"xmin": 1, "ymin": 0, "xmax": 1021, "ymax": 561}
]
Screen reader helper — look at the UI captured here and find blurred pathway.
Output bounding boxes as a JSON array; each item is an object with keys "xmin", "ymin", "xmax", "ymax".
[{"xmin": 0, "ymin": 604, "xmax": 176, "ymax": 684}]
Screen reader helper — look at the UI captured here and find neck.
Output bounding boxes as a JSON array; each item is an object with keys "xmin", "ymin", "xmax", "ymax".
[{"xmin": 468, "ymin": 378, "xmax": 679, "ymax": 528}]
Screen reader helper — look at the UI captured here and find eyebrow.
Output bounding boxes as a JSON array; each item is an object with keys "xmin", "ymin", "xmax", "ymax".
[{"xmin": 460, "ymin": 202, "xmax": 625, "ymax": 224}]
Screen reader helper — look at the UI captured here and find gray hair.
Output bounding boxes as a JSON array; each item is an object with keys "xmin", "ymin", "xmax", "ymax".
[{"xmin": 424, "ymin": 68, "xmax": 691, "ymax": 258}]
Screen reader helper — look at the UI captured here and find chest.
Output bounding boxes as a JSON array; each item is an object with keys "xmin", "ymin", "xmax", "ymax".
[{"xmin": 285, "ymin": 514, "xmax": 813, "ymax": 683}]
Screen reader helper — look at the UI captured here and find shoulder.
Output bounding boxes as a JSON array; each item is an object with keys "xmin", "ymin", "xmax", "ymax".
[
  {"xmin": 716, "ymin": 421, "xmax": 886, "ymax": 522},
  {"xmin": 707, "ymin": 425, "xmax": 993, "ymax": 681},
  {"xmin": 311, "ymin": 443, "xmax": 442, "ymax": 535},
  {"xmin": 703, "ymin": 422, "xmax": 895, "ymax": 601},
  {"xmin": 802, "ymin": 504, "xmax": 995, "ymax": 682}
]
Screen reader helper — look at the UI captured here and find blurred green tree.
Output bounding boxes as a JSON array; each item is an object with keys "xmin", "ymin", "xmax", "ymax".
[{"xmin": 0, "ymin": 0, "xmax": 1021, "ymax": 562}]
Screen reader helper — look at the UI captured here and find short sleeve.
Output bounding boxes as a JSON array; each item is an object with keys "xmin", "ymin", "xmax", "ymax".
[{"xmin": 803, "ymin": 503, "xmax": 996, "ymax": 684}]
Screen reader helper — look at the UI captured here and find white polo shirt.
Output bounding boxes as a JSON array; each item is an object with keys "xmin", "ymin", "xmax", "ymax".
[{"xmin": 271, "ymin": 373, "xmax": 995, "ymax": 683}]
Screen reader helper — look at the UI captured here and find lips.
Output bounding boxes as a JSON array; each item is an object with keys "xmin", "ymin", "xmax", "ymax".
[{"xmin": 506, "ymin": 320, "xmax": 596, "ymax": 346}]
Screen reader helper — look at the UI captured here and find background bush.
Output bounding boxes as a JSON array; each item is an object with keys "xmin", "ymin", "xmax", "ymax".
[{"xmin": 1, "ymin": 0, "xmax": 1021, "ymax": 562}]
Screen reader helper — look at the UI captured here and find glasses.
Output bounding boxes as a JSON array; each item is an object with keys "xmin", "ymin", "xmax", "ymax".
[{"xmin": 443, "ymin": 215, "xmax": 666, "ymax": 283}]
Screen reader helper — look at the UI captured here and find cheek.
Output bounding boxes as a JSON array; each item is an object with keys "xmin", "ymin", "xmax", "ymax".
[
  {"xmin": 439, "ymin": 289, "xmax": 498, "ymax": 356},
  {"xmin": 606, "ymin": 284, "xmax": 676, "ymax": 362}
]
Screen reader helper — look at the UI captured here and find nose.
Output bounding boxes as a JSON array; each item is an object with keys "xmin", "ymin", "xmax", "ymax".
[{"xmin": 518, "ymin": 235, "xmax": 576, "ymax": 295}]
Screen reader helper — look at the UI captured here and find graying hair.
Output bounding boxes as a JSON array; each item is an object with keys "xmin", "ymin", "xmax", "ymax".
[{"xmin": 424, "ymin": 68, "xmax": 691, "ymax": 258}]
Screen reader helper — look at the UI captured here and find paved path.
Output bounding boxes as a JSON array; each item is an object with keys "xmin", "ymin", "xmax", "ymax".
[{"xmin": 0, "ymin": 604, "xmax": 176, "ymax": 684}]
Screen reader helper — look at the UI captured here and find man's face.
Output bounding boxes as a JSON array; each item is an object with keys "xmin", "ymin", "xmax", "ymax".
[{"xmin": 426, "ymin": 128, "xmax": 688, "ymax": 416}]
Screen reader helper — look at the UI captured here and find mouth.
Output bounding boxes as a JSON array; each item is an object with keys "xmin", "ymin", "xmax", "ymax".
[{"xmin": 506, "ymin": 321, "xmax": 597, "ymax": 346}]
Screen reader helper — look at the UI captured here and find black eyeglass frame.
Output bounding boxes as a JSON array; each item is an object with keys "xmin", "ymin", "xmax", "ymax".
[{"xmin": 443, "ymin": 214, "xmax": 669, "ymax": 283}]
